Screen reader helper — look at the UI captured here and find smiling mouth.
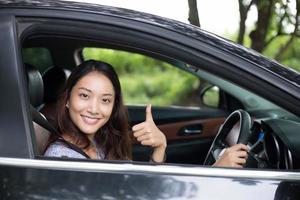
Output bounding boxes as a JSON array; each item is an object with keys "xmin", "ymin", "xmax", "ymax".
[{"xmin": 81, "ymin": 115, "xmax": 101, "ymax": 125}]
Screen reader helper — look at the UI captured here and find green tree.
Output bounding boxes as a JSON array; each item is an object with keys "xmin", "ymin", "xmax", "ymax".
[
  {"xmin": 238, "ymin": 0, "xmax": 300, "ymax": 69},
  {"xmin": 189, "ymin": 0, "xmax": 300, "ymax": 71},
  {"xmin": 83, "ymin": 48, "xmax": 200, "ymax": 106}
]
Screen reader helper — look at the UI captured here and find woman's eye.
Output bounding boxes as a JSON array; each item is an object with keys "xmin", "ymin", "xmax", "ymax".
[
  {"xmin": 79, "ymin": 93, "xmax": 89, "ymax": 99},
  {"xmin": 102, "ymin": 98, "xmax": 111, "ymax": 103}
]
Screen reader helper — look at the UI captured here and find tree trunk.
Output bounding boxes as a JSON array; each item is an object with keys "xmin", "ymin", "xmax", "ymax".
[
  {"xmin": 237, "ymin": 0, "xmax": 255, "ymax": 44},
  {"xmin": 250, "ymin": 0, "xmax": 275, "ymax": 52},
  {"xmin": 237, "ymin": 1, "xmax": 246, "ymax": 44},
  {"xmin": 188, "ymin": 0, "xmax": 200, "ymax": 27}
]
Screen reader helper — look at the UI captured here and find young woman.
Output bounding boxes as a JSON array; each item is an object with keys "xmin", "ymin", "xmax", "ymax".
[{"xmin": 44, "ymin": 60, "xmax": 248, "ymax": 166}]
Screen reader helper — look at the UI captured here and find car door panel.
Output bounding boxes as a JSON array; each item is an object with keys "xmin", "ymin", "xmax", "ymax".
[
  {"xmin": 159, "ymin": 118, "xmax": 225, "ymax": 164},
  {"xmin": 128, "ymin": 105, "xmax": 227, "ymax": 164}
]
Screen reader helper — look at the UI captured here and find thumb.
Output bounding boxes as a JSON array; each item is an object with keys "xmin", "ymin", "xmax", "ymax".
[{"xmin": 146, "ymin": 104, "xmax": 153, "ymax": 121}]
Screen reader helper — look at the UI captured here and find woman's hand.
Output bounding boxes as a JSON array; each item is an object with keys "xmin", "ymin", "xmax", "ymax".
[
  {"xmin": 132, "ymin": 104, "xmax": 167, "ymax": 162},
  {"xmin": 212, "ymin": 144, "xmax": 248, "ymax": 168}
]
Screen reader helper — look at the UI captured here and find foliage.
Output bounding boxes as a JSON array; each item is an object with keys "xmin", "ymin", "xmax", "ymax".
[
  {"xmin": 202, "ymin": 86, "xmax": 220, "ymax": 108},
  {"xmin": 279, "ymin": 38, "xmax": 300, "ymax": 71},
  {"xmin": 83, "ymin": 48, "xmax": 200, "ymax": 106},
  {"xmin": 235, "ymin": 0, "xmax": 300, "ymax": 71},
  {"xmin": 263, "ymin": 36, "xmax": 300, "ymax": 70}
]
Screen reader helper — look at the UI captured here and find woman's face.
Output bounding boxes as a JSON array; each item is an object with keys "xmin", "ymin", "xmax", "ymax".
[{"xmin": 67, "ymin": 71, "xmax": 115, "ymax": 140}]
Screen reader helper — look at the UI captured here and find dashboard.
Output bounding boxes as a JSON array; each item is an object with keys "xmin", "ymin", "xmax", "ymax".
[{"xmin": 247, "ymin": 119, "xmax": 300, "ymax": 169}]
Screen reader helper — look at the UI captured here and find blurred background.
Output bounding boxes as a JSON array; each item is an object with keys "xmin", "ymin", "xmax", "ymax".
[
  {"xmin": 28, "ymin": 0, "xmax": 300, "ymax": 106},
  {"xmin": 78, "ymin": 0, "xmax": 300, "ymax": 71}
]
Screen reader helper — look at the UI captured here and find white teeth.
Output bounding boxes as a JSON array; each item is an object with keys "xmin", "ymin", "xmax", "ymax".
[
  {"xmin": 81, "ymin": 115, "xmax": 100, "ymax": 125},
  {"xmin": 86, "ymin": 116, "xmax": 97, "ymax": 119},
  {"xmin": 82, "ymin": 115, "xmax": 99, "ymax": 120}
]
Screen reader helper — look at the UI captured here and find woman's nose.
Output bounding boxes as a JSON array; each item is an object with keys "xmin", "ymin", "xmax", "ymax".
[{"xmin": 88, "ymin": 99, "xmax": 100, "ymax": 115}]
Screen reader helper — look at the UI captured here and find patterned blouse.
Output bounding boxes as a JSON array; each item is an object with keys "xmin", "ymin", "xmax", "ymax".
[{"xmin": 44, "ymin": 140, "xmax": 105, "ymax": 159}]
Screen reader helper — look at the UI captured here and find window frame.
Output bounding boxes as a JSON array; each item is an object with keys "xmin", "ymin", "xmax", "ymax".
[{"xmin": 13, "ymin": 10, "xmax": 300, "ymax": 174}]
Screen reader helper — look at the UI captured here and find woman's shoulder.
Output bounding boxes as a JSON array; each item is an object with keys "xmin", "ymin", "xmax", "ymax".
[{"xmin": 43, "ymin": 141, "xmax": 87, "ymax": 159}]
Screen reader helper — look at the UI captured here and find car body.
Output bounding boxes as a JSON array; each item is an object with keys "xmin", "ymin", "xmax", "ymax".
[{"xmin": 1, "ymin": 0, "xmax": 300, "ymax": 199}]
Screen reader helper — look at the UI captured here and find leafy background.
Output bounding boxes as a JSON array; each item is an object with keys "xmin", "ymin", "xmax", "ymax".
[
  {"xmin": 83, "ymin": 48, "xmax": 201, "ymax": 106},
  {"xmin": 23, "ymin": 0, "xmax": 300, "ymax": 107}
]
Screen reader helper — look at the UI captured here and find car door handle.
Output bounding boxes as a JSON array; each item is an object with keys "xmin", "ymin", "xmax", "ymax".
[
  {"xmin": 183, "ymin": 128, "xmax": 202, "ymax": 134},
  {"xmin": 178, "ymin": 124, "xmax": 202, "ymax": 136}
]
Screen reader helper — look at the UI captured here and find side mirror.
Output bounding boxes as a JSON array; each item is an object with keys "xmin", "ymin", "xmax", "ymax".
[{"xmin": 201, "ymin": 85, "xmax": 220, "ymax": 108}]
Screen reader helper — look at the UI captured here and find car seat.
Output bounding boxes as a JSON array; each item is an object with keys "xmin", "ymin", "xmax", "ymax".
[
  {"xmin": 25, "ymin": 63, "xmax": 51, "ymax": 155},
  {"xmin": 40, "ymin": 66, "xmax": 70, "ymax": 125},
  {"xmin": 25, "ymin": 63, "xmax": 44, "ymax": 108},
  {"xmin": 25, "ymin": 64, "xmax": 88, "ymax": 157}
]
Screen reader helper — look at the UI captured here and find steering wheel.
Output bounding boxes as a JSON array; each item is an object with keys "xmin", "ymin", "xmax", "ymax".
[{"xmin": 204, "ymin": 109, "xmax": 251, "ymax": 165}]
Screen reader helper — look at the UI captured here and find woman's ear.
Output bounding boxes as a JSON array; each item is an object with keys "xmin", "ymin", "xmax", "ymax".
[{"xmin": 66, "ymin": 101, "xmax": 69, "ymax": 108}]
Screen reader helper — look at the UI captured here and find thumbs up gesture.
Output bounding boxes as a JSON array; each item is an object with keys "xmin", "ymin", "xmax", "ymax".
[{"xmin": 132, "ymin": 105, "xmax": 167, "ymax": 149}]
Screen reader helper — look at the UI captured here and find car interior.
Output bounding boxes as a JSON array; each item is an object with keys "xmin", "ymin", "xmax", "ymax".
[{"xmin": 21, "ymin": 30, "xmax": 300, "ymax": 170}]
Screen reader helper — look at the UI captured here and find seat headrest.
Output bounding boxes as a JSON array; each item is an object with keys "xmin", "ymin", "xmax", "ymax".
[
  {"xmin": 25, "ymin": 63, "xmax": 44, "ymax": 107},
  {"xmin": 43, "ymin": 67, "xmax": 70, "ymax": 103}
]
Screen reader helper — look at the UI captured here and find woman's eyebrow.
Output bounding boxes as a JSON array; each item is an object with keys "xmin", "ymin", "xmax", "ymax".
[
  {"xmin": 78, "ymin": 87, "xmax": 114, "ymax": 96},
  {"xmin": 102, "ymin": 93, "xmax": 114, "ymax": 97},
  {"xmin": 78, "ymin": 87, "xmax": 92, "ymax": 93}
]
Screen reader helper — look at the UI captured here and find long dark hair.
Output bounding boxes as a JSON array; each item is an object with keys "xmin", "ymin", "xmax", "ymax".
[{"xmin": 51, "ymin": 60, "xmax": 131, "ymax": 160}]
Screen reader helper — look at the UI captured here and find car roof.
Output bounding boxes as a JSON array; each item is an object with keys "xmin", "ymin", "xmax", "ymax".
[{"xmin": 1, "ymin": 0, "xmax": 300, "ymax": 87}]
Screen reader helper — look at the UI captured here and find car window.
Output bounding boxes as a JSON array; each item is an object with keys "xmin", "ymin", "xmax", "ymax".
[
  {"xmin": 22, "ymin": 48, "xmax": 53, "ymax": 74},
  {"xmin": 82, "ymin": 48, "xmax": 204, "ymax": 107},
  {"xmin": 18, "ymin": 17, "xmax": 300, "ymax": 171}
]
